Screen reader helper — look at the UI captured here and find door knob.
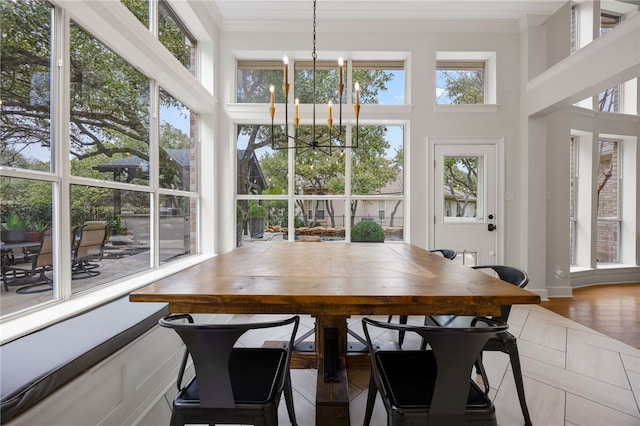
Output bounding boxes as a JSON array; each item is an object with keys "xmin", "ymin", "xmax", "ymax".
[{"xmin": 487, "ymin": 223, "xmax": 496, "ymax": 232}]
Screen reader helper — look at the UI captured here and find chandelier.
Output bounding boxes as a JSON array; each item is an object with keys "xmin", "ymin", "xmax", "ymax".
[{"xmin": 269, "ymin": 0, "xmax": 360, "ymax": 155}]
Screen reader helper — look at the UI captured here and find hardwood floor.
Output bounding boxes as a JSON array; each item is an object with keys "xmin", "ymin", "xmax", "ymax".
[{"xmin": 540, "ymin": 283, "xmax": 640, "ymax": 349}]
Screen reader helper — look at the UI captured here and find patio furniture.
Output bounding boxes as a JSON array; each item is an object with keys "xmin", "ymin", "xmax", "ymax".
[
  {"xmin": 72, "ymin": 221, "xmax": 108, "ymax": 279},
  {"xmin": 1, "ymin": 230, "xmax": 53, "ymax": 294}
]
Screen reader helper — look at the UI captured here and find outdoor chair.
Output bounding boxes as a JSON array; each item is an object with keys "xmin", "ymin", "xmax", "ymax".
[
  {"xmin": 2, "ymin": 229, "xmax": 53, "ymax": 294},
  {"xmin": 362, "ymin": 316, "xmax": 508, "ymax": 426},
  {"xmin": 387, "ymin": 248, "xmax": 458, "ymax": 345},
  {"xmin": 72, "ymin": 221, "xmax": 107, "ymax": 279},
  {"xmin": 159, "ymin": 314, "xmax": 300, "ymax": 426},
  {"xmin": 428, "ymin": 265, "xmax": 533, "ymax": 426}
]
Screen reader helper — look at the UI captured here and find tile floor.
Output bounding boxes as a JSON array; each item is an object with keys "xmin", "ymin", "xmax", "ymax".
[{"xmin": 141, "ymin": 304, "xmax": 640, "ymax": 426}]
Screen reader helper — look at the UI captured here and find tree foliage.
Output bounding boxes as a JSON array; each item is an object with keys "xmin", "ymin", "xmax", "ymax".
[
  {"xmin": 1, "ymin": 0, "xmax": 193, "ymax": 223},
  {"xmin": 444, "ymin": 157, "xmax": 477, "ymax": 217},
  {"xmin": 439, "ymin": 70, "xmax": 484, "ymax": 104},
  {"xmin": 237, "ymin": 67, "xmax": 401, "ymax": 226}
]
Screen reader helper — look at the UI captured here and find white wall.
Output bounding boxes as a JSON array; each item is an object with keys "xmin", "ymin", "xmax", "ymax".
[{"xmin": 218, "ymin": 27, "xmax": 525, "ymax": 267}]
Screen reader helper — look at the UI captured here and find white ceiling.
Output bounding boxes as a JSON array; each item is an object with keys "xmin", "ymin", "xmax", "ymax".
[{"xmin": 208, "ymin": 0, "xmax": 568, "ymax": 32}]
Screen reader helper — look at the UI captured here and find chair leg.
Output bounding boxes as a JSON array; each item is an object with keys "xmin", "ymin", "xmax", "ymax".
[
  {"xmin": 508, "ymin": 344, "xmax": 533, "ymax": 426},
  {"xmin": 169, "ymin": 409, "xmax": 184, "ymax": 426},
  {"xmin": 283, "ymin": 370, "xmax": 298, "ymax": 425},
  {"xmin": 397, "ymin": 315, "xmax": 408, "ymax": 346},
  {"xmin": 363, "ymin": 371, "xmax": 377, "ymax": 426}
]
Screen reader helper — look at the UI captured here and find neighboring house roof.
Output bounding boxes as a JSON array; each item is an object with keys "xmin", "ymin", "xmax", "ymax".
[
  {"xmin": 444, "ymin": 186, "xmax": 477, "ymax": 202},
  {"xmin": 371, "ymin": 171, "xmax": 404, "ymax": 195},
  {"xmin": 164, "ymin": 148, "xmax": 191, "ymax": 168},
  {"xmin": 237, "ymin": 149, "xmax": 268, "ymax": 193},
  {"xmin": 93, "ymin": 155, "xmax": 149, "ymax": 172}
]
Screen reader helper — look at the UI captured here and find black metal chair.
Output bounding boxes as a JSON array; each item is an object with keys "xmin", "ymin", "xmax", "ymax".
[
  {"xmin": 387, "ymin": 248, "xmax": 458, "ymax": 345},
  {"xmin": 429, "ymin": 248, "xmax": 457, "ymax": 260},
  {"xmin": 159, "ymin": 314, "xmax": 300, "ymax": 426},
  {"xmin": 362, "ymin": 316, "xmax": 508, "ymax": 426},
  {"xmin": 429, "ymin": 265, "xmax": 533, "ymax": 426}
]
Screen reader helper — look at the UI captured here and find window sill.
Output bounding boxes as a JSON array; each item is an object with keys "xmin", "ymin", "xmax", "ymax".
[
  {"xmin": 0, "ymin": 253, "xmax": 215, "ymax": 345},
  {"xmin": 434, "ymin": 104, "xmax": 499, "ymax": 113}
]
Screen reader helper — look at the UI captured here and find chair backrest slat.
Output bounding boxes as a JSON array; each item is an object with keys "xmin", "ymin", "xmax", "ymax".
[{"xmin": 160, "ymin": 315, "xmax": 299, "ymax": 410}]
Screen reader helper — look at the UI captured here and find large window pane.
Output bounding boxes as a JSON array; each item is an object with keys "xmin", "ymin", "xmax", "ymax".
[
  {"xmin": 353, "ymin": 61, "xmax": 404, "ymax": 105},
  {"xmin": 1, "ymin": 177, "xmax": 54, "ymax": 315},
  {"xmin": 159, "ymin": 194, "xmax": 195, "ymax": 264},
  {"xmin": 295, "ymin": 61, "xmax": 340, "ymax": 104},
  {"xmin": 596, "ymin": 140, "xmax": 620, "ymax": 264},
  {"xmin": 351, "ymin": 199, "xmax": 404, "ymax": 242},
  {"xmin": 1, "ymin": 0, "xmax": 52, "ymax": 171},
  {"xmin": 599, "ymin": 12, "xmax": 621, "ymax": 112},
  {"xmin": 70, "ymin": 185, "xmax": 150, "ymax": 293},
  {"xmin": 159, "ymin": 89, "xmax": 196, "ymax": 191},
  {"xmin": 237, "ymin": 62, "xmax": 285, "ymax": 103},
  {"xmin": 121, "ymin": 0, "xmax": 149, "ymax": 28},
  {"xmin": 237, "ymin": 124, "xmax": 284, "ymax": 195},
  {"xmin": 597, "ymin": 221, "xmax": 619, "ymax": 263},
  {"xmin": 570, "ymin": 137, "xmax": 577, "ymax": 265},
  {"xmin": 159, "ymin": 0, "xmax": 196, "ymax": 74},
  {"xmin": 70, "ymin": 21, "xmax": 150, "ymax": 185},
  {"xmin": 352, "ymin": 125, "xmax": 403, "ymax": 196},
  {"xmin": 236, "ymin": 199, "xmax": 288, "ymax": 246},
  {"xmin": 436, "ymin": 62, "xmax": 485, "ymax": 105},
  {"xmin": 295, "ymin": 199, "xmax": 346, "ymax": 241},
  {"xmin": 294, "ymin": 125, "xmax": 346, "ymax": 195}
]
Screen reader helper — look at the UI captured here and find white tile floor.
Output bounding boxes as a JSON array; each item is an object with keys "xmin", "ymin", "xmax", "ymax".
[{"xmin": 141, "ymin": 304, "xmax": 640, "ymax": 426}]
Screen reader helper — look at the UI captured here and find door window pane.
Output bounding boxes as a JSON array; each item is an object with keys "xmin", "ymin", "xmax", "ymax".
[
  {"xmin": 1, "ymin": 0, "xmax": 52, "ymax": 171},
  {"xmin": 443, "ymin": 156, "xmax": 480, "ymax": 219},
  {"xmin": 70, "ymin": 21, "xmax": 151, "ymax": 185}
]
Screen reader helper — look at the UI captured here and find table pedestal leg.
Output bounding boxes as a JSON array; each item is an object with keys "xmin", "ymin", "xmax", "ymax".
[{"xmin": 315, "ymin": 315, "xmax": 350, "ymax": 426}]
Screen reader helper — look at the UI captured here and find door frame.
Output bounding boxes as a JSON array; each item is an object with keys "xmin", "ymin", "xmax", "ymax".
[{"xmin": 427, "ymin": 137, "xmax": 505, "ymax": 265}]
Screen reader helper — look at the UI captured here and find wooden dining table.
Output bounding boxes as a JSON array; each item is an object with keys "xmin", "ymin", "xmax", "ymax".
[{"xmin": 130, "ymin": 242, "xmax": 540, "ymax": 426}]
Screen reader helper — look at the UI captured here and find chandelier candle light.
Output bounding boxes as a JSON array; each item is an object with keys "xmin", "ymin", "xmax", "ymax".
[{"xmin": 269, "ymin": 0, "xmax": 360, "ymax": 155}]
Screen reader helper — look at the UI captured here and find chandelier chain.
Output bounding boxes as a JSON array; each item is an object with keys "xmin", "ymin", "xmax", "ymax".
[{"xmin": 312, "ymin": 0, "xmax": 317, "ymax": 60}]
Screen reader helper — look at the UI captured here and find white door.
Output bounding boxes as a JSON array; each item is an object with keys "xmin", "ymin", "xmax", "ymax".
[{"xmin": 431, "ymin": 141, "xmax": 501, "ymax": 266}]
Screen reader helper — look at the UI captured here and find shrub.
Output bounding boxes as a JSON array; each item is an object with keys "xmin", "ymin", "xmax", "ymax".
[
  {"xmin": 351, "ymin": 220, "xmax": 385, "ymax": 242},
  {"xmin": 247, "ymin": 201, "xmax": 267, "ymax": 219}
]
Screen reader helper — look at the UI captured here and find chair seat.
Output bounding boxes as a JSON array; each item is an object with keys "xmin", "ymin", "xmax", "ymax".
[
  {"xmin": 175, "ymin": 347, "xmax": 286, "ymax": 406},
  {"xmin": 376, "ymin": 350, "xmax": 491, "ymax": 410}
]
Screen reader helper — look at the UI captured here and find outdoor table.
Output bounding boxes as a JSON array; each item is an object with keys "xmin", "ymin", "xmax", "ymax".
[{"xmin": 130, "ymin": 242, "xmax": 540, "ymax": 426}]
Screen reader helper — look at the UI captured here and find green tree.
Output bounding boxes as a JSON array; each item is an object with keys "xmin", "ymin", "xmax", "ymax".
[
  {"xmin": 444, "ymin": 157, "xmax": 477, "ymax": 217},
  {"xmin": 238, "ymin": 67, "xmax": 399, "ymax": 227},
  {"xmin": 441, "ymin": 70, "xmax": 484, "ymax": 104},
  {"xmin": 1, "ymin": 0, "xmax": 189, "ymax": 170}
]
